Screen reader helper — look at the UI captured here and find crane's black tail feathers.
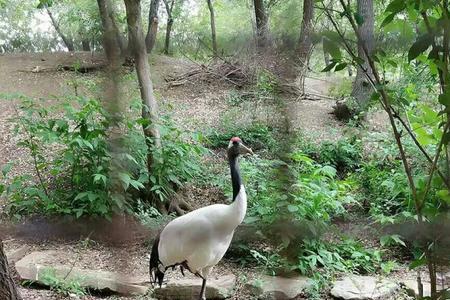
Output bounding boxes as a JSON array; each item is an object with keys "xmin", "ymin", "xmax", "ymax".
[{"xmin": 149, "ymin": 233, "xmax": 165, "ymax": 287}]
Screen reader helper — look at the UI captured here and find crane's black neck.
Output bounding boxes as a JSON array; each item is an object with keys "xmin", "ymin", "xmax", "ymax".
[{"xmin": 229, "ymin": 154, "xmax": 241, "ymax": 201}]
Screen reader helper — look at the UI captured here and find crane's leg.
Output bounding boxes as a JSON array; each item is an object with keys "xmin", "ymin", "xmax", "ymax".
[
  {"xmin": 199, "ymin": 277, "xmax": 207, "ymax": 300},
  {"xmin": 198, "ymin": 266, "xmax": 212, "ymax": 300}
]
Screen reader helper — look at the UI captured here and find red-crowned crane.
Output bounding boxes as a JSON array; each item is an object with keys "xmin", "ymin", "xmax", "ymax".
[{"xmin": 149, "ymin": 137, "xmax": 253, "ymax": 300}]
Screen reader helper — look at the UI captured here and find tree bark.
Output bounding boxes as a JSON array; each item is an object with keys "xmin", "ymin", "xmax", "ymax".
[
  {"xmin": 82, "ymin": 39, "xmax": 91, "ymax": 51},
  {"xmin": 145, "ymin": 0, "xmax": 161, "ymax": 53},
  {"xmin": 297, "ymin": 0, "xmax": 314, "ymax": 92},
  {"xmin": 351, "ymin": 0, "xmax": 374, "ymax": 108},
  {"xmin": 0, "ymin": 241, "xmax": 22, "ymax": 300},
  {"xmin": 253, "ymin": 0, "xmax": 269, "ymax": 49},
  {"xmin": 46, "ymin": 6, "xmax": 75, "ymax": 52},
  {"xmin": 206, "ymin": 0, "xmax": 218, "ymax": 57},
  {"xmin": 97, "ymin": 0, "xmax": 128, "ymax": 58},
  {"xmin": 124, "ymin": 0, "xmax": 161, "ymax": 195},
  {"xmin": 97, "ymin": 0, "xmax": 123, "ymax": 62},
  {"xmin": 162, "ymin": 0, "xmax": 175, "ymax": 55}
]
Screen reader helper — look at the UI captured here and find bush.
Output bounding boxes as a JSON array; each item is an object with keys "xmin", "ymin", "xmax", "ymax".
[
  {"xmin": 317, "ymin": 138, "xmax": 362, "ymax": 176},
  {"xmin": 204, "ymin": 122, "xmax": 277, "ymax": 152},
  {"xmin": 2, "ymin": 95, "xmax": 205, "ymax": 219}
]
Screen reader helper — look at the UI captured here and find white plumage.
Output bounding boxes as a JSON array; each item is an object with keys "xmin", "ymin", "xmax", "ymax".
[{"xmin": 149, "ymin": 137, "xmax": 252, "ymax": 300}]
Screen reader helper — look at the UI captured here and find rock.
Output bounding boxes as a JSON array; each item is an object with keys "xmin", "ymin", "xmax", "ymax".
[
  {"xmin": 330, "ymin": 275, "xmax": 399, "ymax": 300},
  {"xmin": 6, "ymin": 245, "xmax": 29, "ymax": 264},
  {"xmin": 402, "ymin": 279, "xmax": 430, "ymax": 298},
  {"xmin": 15, "ymin": 251, "xmax": 148, "ymax": 295},
  {"xmin": 153, "ymin": 274, "xmax": 236, "ymax": 300},
  {"xmin": 245, "ymin": 275, "xmax": 313, "ymax": 299},
  {"xmin": 402, "ymin": 278, "xmax": 449, "ymax": 298}
]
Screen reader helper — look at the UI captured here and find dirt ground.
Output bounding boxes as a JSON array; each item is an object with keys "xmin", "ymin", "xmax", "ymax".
[{"xmin": 0, "ymin": 52, "xmax": 403, "ymax": 300}]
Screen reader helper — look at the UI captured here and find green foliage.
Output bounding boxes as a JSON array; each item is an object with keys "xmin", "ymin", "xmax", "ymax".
[
  {"xmin": 225, "ymin": 152, "xmax": 355, "ymax": 229},
  {"xmin": 328, "ymin": 78, "xmax": 353, "ymax": 99},
  {"xmin": 256, "ymin": 69, "xmax": 279, "ymax": 97},
  {"xmin": 39, "ymin": 268, "xmax": 86, "ymax": 296},
  {"xmin": 317, "ymin": 138, "xmax": 362, "ymax": 176},
  {"xmin": 296, "ymin": 239, "xmax": 384, "ymax": 275},
  {"xmin": 3, "ymin": 94, "xmax": 205, "ymax": 218},
  {"xmin": 356, "ymin": 157, "xmax": 409, "ymax": 216},
  {"xmin": 205, "ymin": 122, "xmax": 277, "ymax": 152},
  {"xmin": 4, "ymin": 96, "xmax": 141, "ymax": 218},
  {"xmin": 149, "ymin": 116, "xmax": 207, "ymax": 202}
]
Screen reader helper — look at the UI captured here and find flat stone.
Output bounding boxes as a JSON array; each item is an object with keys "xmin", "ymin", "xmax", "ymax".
[
  {"xmin": 6, "ymin": 245, "xmax": 29, "ymax": 264},
  {"xmin": 245, "ymin": 275, "xmax": 313, "ymax": 299},
  {"xmin": 153, "ymin": 274, "xmax": 236, "ymax": 300},
  {"xmin": 402, "ymin": 278, "xmax": 449, "ymax": 298},
  {"xmin": 330, "ymin": 275, "xmax": 399, "ymax": 300},
  {"xmin": 15, "ymin": 251, "xmax": 148, "ymax": 295},
  {"xmin": 402, "ymin": 279, "xmax": 431, "ymax": 298}
]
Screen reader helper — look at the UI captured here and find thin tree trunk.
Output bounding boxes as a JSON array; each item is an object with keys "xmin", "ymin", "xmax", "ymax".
[
  {"xmin": 297, "ymin": 0, "xmax": 314, "ymax": 92},
  {"xmin": 0, "ymin": 240, "xmax": 22, "ymax": 300},
  {"xmin": 82, "ymin": 39, "xmax": 91, "ymax": 51},
  {"xmin": 97, "ymin": 0, "xmax": 128, "ymax": 57},
  {"xmin": 97, "ymin": 0, "xmax": 123, "ymax": 62},
  {"xmin": 145, "ymin": 0, "xmax": 160, "ymax": 53},
  {"xmin": 206, "ymin": 0, "xmax": 218, "ymax": 57},
  {"xmin": 162, "ymin": 0, "xmax": 175, "ymax": 55},
  {"xmin": 351, "ymin": 0, "xmax": 374, "ymax": 108},
  {"xmin": 124, "ymin": 0, "xmax": 161, "ymax": 201},
  {"xmin": 46, "ymin": 6, "xmax": 75, "ymax": 52},
  {"xmin": 253, "ymin": 0, "xmax": 269, "ymax": 49}
]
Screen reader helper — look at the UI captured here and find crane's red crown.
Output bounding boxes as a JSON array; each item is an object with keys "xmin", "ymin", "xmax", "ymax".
[{"xmin": 230, "ymin": 137, "xmax": 241, "ymax": 143}]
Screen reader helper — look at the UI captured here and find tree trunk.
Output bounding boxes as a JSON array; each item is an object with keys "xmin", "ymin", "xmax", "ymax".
[
  {"xmin": 297, "ymin": 0, "xmax": 314, "ymax": 92},
  {"xmin": 206, "ymin": 0, "xmax": 218, "ymax": 57},
  {"xmin": 0, "ymin": 241, "xmax": 22, "ymax": 300},
  {"xmin": 124, "ymin": 0, "xmax": 161, "ymax": 200},
  {"xmin": 145, "ymin": 0, "xmax": 160, "ymax": 53},
  {"xmin": 351, "ymin": 0, "xmax": 374, "ymax": 108},
  {"xmin": 162, "ymin": 0, "xmax": 175, "ymax": 55},
  {"xmin": 97, "ymin": 0, "xmax": 123, "ymax": 62},
  {"xmin": 97, "ymin": 0, "xmax": 128, "ymax": 57},
  {"xmin": 164, "ymin": 19, "xmax": 173, "ymax": 55},
  {"xmin": 82, "ymin": 39, "xmax": 91, "ymax": 51},
  {"xmin": 253, "ymin": 0, "xmax": 269, "ymax": 49},
  {"xmin": 46, "ymin": 6, "xmax": 75, "ymax": 52}
]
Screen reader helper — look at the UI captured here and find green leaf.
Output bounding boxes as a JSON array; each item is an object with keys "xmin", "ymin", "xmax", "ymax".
[
  {"xmin": 322, "ymin": 61, "xmax": 337, "ymax": 72},
  {"xmin": 1, "ymin": 162, "xmax": 13, "ymax": 177},
  {"xmin": 118, "ymin": 173, "xmax": 131, "ymax": 190},
  {"xmin": 409, "ymin": 257, "xmax": 427, "ymax": 269},
  {"xmin": 438, "ymin": 92, "xmax": 450, "ymax": 107},
  {"xmin": 287, "ymin": 205, "xmax": 299, "ymax": 212},
  {"xmin": 334, "ymin": 63, "xmax": 347, "ymax": 71},
  {"xmin": 381, "ymin": 13, "xmax": 396, "ymax": 27},
  {"xmin": 323, "ymin": 38, "xmax": 342, "ymax": 59},
  {"xmin": 354, "ymin": 13, "xmax": 364, "ymax": 26},
  {"xmin": 385, "ymin": 0, "xmax": 406, "ymax": 13},
  {"xmin": 408, "ymin": 33, "xmax": 434, "ymax": 62},
  {"xmin": 129, "ymin": 180, "xmax": 145, "ymax": 190},
  {"xmin": 437, "ymin": 189, "xmax": 450, "ymax": 203}
]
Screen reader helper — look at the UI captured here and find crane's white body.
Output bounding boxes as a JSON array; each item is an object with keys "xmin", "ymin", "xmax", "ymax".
[{"xmin": 158, "ymin": 185, "xmax": 247, "ymax": 277}]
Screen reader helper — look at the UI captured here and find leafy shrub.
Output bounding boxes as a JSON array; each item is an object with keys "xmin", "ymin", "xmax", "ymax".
[
  {"xmin": 38, "ymin": 268, "xmax": 86, "ymax": 296},
  {"xmin": 3, "ymin": 95, "xmax": 205, "ymax": 218},
  {"xmin": 204, "ymin": 122, "xmax": 277, "ymax": 152},
  {"xmin": 149, "ymin": 116, "xmax": 207, "ymax": 201},
  {"xmin": 296, "ymin": 239, "xmax": 384, "ymax": 275},
  {"xmin": 256, "ymin": 69, "xmax": 279, "ymax": 97},
  {"xmin": 4, "ymin": 96, "xmax": 138, "ymax": 218},
  {"xmin": 317, "ymin": 138, "xmax": 362, "ymax": 176},
  {"xmin": 356, "ymin": 161, "xmax": 409, "ymax": 216},
  {"xmin": 215, "ymin": 152, "xmax": 355, "ymax": 229}
]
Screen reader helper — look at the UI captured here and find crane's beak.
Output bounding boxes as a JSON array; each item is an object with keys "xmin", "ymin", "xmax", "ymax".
[{"xmin": 239, "ymin": 143, "xmax": 254, "ymax": 155}]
